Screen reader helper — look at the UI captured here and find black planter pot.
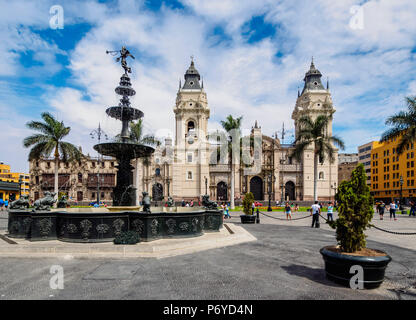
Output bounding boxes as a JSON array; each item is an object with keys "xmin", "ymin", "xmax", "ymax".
[
  {"xmin": 240, "ymin": 215, "xmax": 256, "ymax": 224},
  {"xmin": 320, "ymin": 246, "xmax": 392, "ymax": 289}
]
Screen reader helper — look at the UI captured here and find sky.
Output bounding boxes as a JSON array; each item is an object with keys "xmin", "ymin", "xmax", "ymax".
[{"xmin": 0, "ymin": 0, "xmax": 416, "ymax": 173}]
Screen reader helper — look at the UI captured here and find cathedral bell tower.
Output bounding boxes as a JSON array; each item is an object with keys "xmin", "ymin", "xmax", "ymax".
[
  {"xmin": 292, "ymin": 59, "xmax": 338, "ymax": 201},
  {"xmin": 172, "ymin": 58, "xmax": 210, "ymax": 200}
]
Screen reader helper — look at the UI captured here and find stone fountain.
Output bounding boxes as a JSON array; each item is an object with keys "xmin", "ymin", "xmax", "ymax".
[
  {"xmin": 7, "ymin": 47, "xmax": 222, "ymax": 243},
  {"xmin": 93, "ymin": 46, "xmax": 154, "ymax": 206}
]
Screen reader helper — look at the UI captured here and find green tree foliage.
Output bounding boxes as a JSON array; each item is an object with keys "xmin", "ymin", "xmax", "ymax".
[
  {"xmin": 242, "ymin": 192, "xmax": 254, "ymax": 215},
  {"xmin": 291, "ymin": 115, "xmax": 345, "ymax": 201},
  {"xmin": 380, "ymin": 96, "xmax": 416, "ymax": 155},
  {"xmin": 332, "ymin": 163, "xmax": 374, "ymax": 252}
]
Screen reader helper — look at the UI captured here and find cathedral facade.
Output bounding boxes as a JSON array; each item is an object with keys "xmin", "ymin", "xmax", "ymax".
[{"xmin": 134, "ymin": 59, "xmax": 338, "ymax": 203}]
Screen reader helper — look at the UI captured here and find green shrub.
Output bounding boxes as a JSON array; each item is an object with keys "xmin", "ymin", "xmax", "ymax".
[
  {"xmin": 113, "ymin": 231, "xmax": 140, "ymax": 245},
  {"xmin": 332, "ymin": 163, "xmax": 374, "ymax": 252},
  {"xmin": 242, "ymin": 192, "xmax": 254, "ymax": 215}
]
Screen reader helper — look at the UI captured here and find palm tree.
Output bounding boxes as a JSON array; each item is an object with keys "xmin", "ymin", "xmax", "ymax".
[
  {"xmin": 24, "ymin": 112, "xmax": 82, "ymax": 204},
  {"xmin": 380, "ymin": 96, "xmax": 416, "ymax": 155},
  {"xmin": 220, "ymin": 115, "xmax": 243, "ymax": 209},
  {"xmin": 291, "ymin": 115, "xmax": 345, "ymax": 201},
  {"xmin": 121, "ymin": 119, "xmax": 160, "ymax": 205}
]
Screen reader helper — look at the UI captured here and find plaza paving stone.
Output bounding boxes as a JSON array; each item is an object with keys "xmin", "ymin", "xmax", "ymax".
[{"xmin": 0, "ymin": 209, "xmax": 415, "ymax": 300}]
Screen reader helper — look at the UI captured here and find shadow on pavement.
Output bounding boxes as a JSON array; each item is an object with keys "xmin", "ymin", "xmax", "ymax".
[{"xmin": 281, "ymin": 264, "xmax": 343, "ymax": 288}]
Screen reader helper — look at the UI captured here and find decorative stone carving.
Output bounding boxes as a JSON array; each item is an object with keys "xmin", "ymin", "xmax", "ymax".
[
  {"xmin": 167, "ymin": 196, "xmax": 174, "ymax": 207},
  {"xmin": 34, "ymin": 192, "xmax": 56, "ymax": 211},
  {"xmin": 191, "ymin": 217, "xmax": 198, "ymax": 232},
  {"xmin": 179, "ymin": 222, "xmax": 189, "ymax": 231},
  {"xmin": 96, "ymin": 224, "xmax": 110, "ymax": 234},
  {"xmin": 201, "ymin": 195, "xmax": 217, "ymax": 210},
  {"xmin": 142, "ymin": 191, "xmax": 151, "ymax": 213},
  {"xmin": 57, "ymin": 195, "xmax": 68, "ymax": 208},
  {"xmin": 10, "ymin": 221, "xmax": 21, "ymax": 233},
  {"xmin": 37, "ymin": 218, "xmax": 52, "ymax": 237},
  {"xmin": 112, "ymin": 219, "xmax": 125, "ymax": 236},
  {"xmin": 150, "ymin": 219, "xmax": 159, "ymax": 236},
  {"xmin": 80, "ymin": 219, "xmax": 92, "ymax": 239},
  {"xmin": 10, "ymin": 195, "xmax": 30, "ymax": 210},
  {"xmin": 22, "ymin": 217, "xmax": 32, "ymax": 233},
  {"xmin": 132, "ymin": 219, "xmax": 145, "ymax": 235},
  {"xmin": 166, "ymin": 218, "xmax": 176, "ymax": 234},
  {"xmin": 67, "ymin": 223, "xmax": 78, "ymax": 234}
]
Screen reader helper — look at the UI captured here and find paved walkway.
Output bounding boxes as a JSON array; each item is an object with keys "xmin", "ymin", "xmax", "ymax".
[{"xmin": 0, "ymin": 210, "xmax": 414, "ymax": 300}]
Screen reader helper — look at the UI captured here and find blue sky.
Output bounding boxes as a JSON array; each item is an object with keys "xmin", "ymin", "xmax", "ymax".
[{"xmin": 1, "ymin": 0, "xmax": 416, "ymax": 173}]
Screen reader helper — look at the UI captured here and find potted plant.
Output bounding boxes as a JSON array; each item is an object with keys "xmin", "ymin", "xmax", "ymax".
[
  {"xmin": 320, "ymin": 163, "xmax": 392, "ymax": 289},
  {"xmin": 240, "ymin": 192, "xmax": 256, "ymax": 224}
]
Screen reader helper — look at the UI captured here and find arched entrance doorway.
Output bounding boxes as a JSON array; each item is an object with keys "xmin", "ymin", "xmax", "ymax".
[
  {"xmin": 217, "ymin": 181, "xmax": 228, "ymax": 201},
  {"xmin": 285, "ymin": 181, "xmax": 295, "ymax": 201},
  {"xmin": 250, "ymin": 176, "xmax": 263, "ymax": 200},
  {"xmin": 152, "ymin": 183, "xmax": 163, "ymax": 201}
]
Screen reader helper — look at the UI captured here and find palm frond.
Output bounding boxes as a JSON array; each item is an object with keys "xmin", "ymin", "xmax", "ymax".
[{"xmin": 23, "ymin": 134, "xmax": 51, "ymax": 148}]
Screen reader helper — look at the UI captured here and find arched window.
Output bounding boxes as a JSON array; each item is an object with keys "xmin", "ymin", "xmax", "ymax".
[{"xmin": 187, "ymin": 120, "xmax": 195, "ymax": 133}]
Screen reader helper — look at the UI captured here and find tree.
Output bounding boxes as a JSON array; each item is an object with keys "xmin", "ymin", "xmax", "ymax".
[
  {"xmin": 291, "ymin": 115, "xmax": 345, "ymax": 201},
  {"xmin": 23, "ymin": 112, "xmax": 81, "ymax": 204},
  {"xmin": 332, "ymin": 163, "xmax": 374, "ymax": 252},
  {"xmin": 117, "ymin": 119, "xmax": 160, "ymax": 205},
  {"xmin": 380, "ymin": 96, "xmax": 416, "ymax": 155},
  {"xmin": 242, "ymin": 192, "xmax": 254, "ymax": 215},
  {"xmin": 220, "ymin": 115, "xmax": 243, "ymax": 209}
]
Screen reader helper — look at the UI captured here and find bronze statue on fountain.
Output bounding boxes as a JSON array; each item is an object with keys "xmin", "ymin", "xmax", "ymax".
[{"xmin": 94, "ymin": 46, "xmax": 155, "ymax": 206}]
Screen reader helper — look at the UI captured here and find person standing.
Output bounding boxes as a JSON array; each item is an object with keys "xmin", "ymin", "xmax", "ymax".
[
  {"xmin": 379, "ymin": 201, "xmax": 385, "ymax": 220},
  {"xmin": 252, "ymin": 201, "xmax": 255, "ymax": 215},
  {"xmin": 311, "ymin": 201, "xmax": 321, "ymax": 228},
  {"xmin": 4, "ymin": 199, "xmax": 8, "ymax": 210},
  {"xmin": 285, "ymin": 202, "xmax": 292, "ymax": 220},
  {"xmin": 181, "ymin": 199, "xmax": 185, "ymax": 207},
  {"xmin": 327, "ymin": 202, "xmax": 334, "ymax": 222},
  {"xmin": 409, "ymin": 200, "xmax": 416, "ymax": 217},
  {"xmin": 389, "ymin": 200, "xmax": 397, "ymax": 221}
]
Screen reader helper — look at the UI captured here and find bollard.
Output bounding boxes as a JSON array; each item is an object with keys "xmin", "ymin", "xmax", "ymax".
[{"xmin": 256, "ymin": 208, "xmax": 260, "ymax": 224}]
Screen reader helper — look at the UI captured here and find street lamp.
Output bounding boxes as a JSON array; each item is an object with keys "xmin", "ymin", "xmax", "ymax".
[
  {"xmin": 399, "ymin": 175, "xmax": 404, "ymax": 210},
  {"xmin": 331, "ymin": 182, "xmax": 337, "ymax": 201},
  {"xmin": 91, "ymin": 123, "xmax": 108, "ymax": 206},
  {"xmin": 18, "ymin": 176, "xmax": 23, "ymax": 198},
  {"xmin": 267, "ymin": 173, "xmax": 275, "ymax": 211}
]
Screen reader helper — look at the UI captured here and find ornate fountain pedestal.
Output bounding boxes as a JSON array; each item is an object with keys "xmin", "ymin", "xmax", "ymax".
[{"xmin": 7, "ymin": 209, "xmax": 223, "ymax": 243}]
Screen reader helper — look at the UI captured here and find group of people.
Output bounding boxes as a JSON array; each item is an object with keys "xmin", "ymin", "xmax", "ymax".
[
  {"xmin": 181, "ymin": 199, "xmax": 201, "ymax": 207},
  {"xmin": 376, "ymin": 200, "xmax": 416, "ymax": 220},
  {"xmin": 221, "ymin": 202, "xmax": 231, "ymax": 219},
  {"xmin": 308, "ymin": 201, "xmax": 335, "ymax": 227},
  {"xmin": 0, "ymin": 199, "xmax": 8, "ymax": 211}
]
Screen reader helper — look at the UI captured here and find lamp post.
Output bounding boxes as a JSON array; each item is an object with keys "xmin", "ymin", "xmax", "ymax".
[
  {"xmin": 18, "ymin": 176, "xmax": 23, "ymax": 198},
  {"xmin": 267, "ymin": 173, "xmax": 275, "ymax": 211},
  {"xmin": 399, "ymin": 175, "xmax": 404, "ymax": 210},
  {"xmin": 90, "ymin": 123, "xmax": 108, "ymax": 206},
  {"xmin": 204, "ymin": 176, "xmax": 208, "ymax": 195},
  {"xmin": 331, "ymin": 182, "xmax": 337, "ymax": 201}
]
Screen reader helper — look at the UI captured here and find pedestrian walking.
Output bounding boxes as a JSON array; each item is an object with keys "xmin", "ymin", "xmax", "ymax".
[
  {"xmin": 4, "ymin": 199, "xmax": 8, "ymax": 210},
  {"xmin": 327, "ymin": 202, "xmax": 334, "ymax": 222},
  {"xmin": 252, "ymin": 202, "xmax": 255, "ymax": 215},
  {"xmin": 224, "ymin": 204, "xmax": 231, "ymax": 219},
  {"xmin": 409, "ymin": 200, "xmax": 416, "ymax": 217},
  {"xmin": 389, "ymin": 200, "xmax": 397, "ymax": 220},
  {"xmin": 311, "ymin": 201, "xmax": 321, "ymax": 228},
  {"xmin": 285, "ymin": 202, "xmax": 292, "ymax": 220}
]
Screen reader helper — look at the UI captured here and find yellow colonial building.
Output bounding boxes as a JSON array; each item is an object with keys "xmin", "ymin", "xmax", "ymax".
[
  {"xmin": 370, "ymin": 134, "xmax": 415, "ymax": 202},
  {"xmin": 0, "ymin": 162, "xmax": 30, "ymax": 201}
]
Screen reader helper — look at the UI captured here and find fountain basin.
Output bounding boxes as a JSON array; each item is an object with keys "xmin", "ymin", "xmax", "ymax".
[{"xmin": 7, "ymin": 209, "xmax": 223, "ymax": 243}]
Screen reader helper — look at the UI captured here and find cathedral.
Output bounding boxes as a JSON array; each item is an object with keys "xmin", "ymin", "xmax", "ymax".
[{"xmin": 134, "ymin": 59, "xmax": 338, "ymax": 203}]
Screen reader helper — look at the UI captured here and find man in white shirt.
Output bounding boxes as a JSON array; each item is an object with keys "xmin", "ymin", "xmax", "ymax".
[{"xmin": 311, "ymin": 201, "xmax": 321, "ymax": 228}]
